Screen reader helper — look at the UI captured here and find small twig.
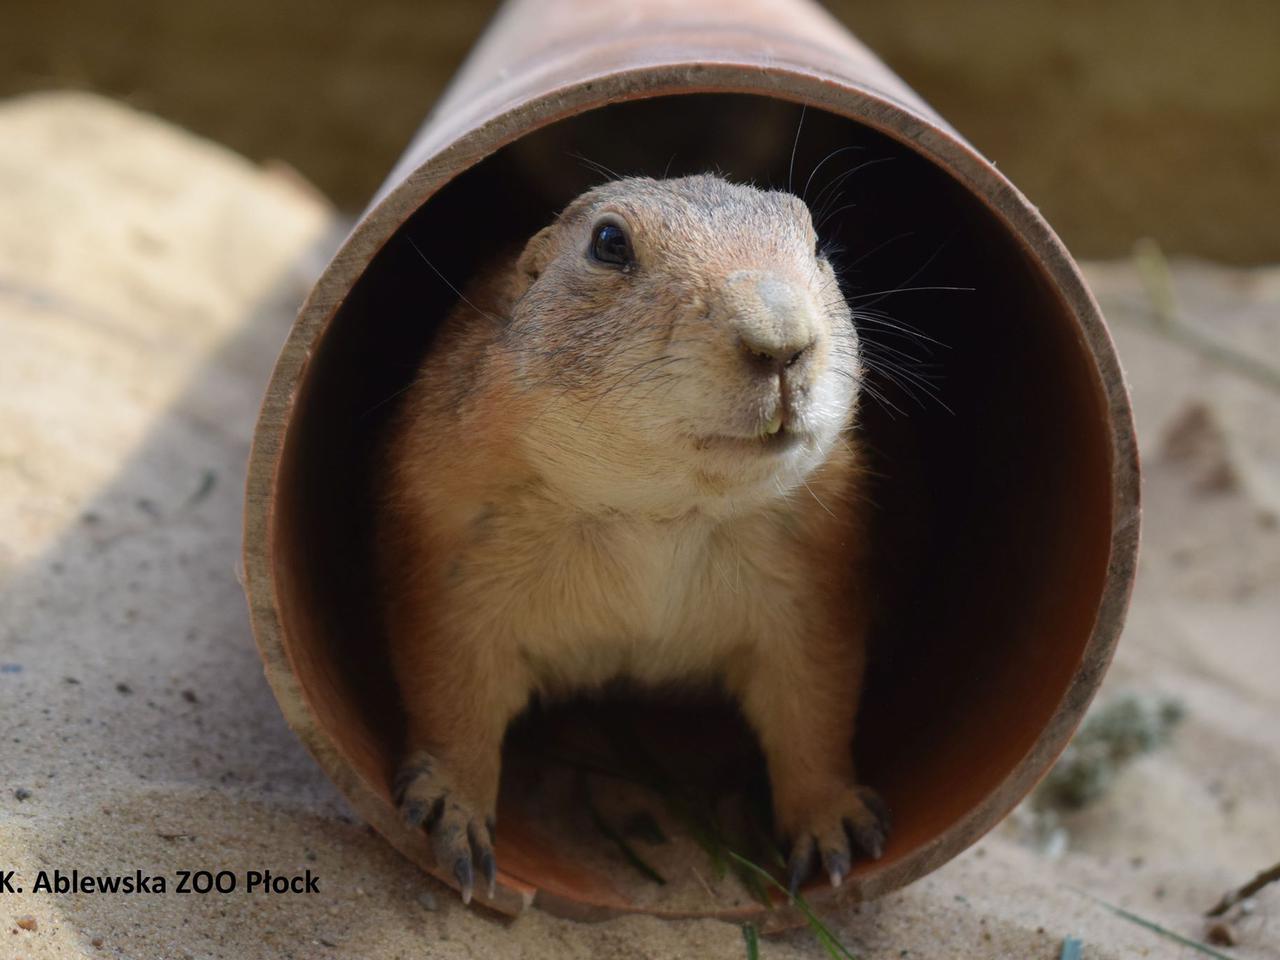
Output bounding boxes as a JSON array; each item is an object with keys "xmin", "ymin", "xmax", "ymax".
[
  {"xmin": 1206, "ymin": 861, "xmax": 1280, "ymax": 918},
  {"xmin": 690, "ymin": 864, "xmax": 716, "ymax": 900},
  {"xmin": 1105, "ymin": 239, "xmax": 1280, "ymax": 396},
  {"xmin": 1108, "ymin": 297, "xmax": 1280, "ymax": 395}
]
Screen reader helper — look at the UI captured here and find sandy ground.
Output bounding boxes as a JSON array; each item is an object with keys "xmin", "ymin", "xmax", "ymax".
[{"xmin": 1, "ymin": 92, "xmax": 1277, "ymax": 959}]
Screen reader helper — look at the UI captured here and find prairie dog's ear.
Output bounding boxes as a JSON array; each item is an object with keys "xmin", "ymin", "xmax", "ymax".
[{"xmin": 516, "ymin": 225, "xmax": 556, "ymax": 285}]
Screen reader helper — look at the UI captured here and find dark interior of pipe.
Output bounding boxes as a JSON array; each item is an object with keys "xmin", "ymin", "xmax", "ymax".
[{"xmin": 273, "ymin": 93, "xmax": 1113, "ymax": 900}]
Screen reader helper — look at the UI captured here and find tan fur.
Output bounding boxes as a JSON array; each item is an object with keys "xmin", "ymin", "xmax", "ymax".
[{"xmin": 377, "ymin": 174, "xmax": 883, "ymax": 898}]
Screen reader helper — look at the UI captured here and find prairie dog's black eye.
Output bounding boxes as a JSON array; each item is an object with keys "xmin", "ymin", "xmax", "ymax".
[{"xmin": 590, "ymin": 221, "xmax": 632, "ymax": 267}]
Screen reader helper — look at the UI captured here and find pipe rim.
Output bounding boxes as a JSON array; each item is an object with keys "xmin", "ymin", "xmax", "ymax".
[{"xmin": 243, "ymin": 60, "xmax": 1140, "ymax": 918}]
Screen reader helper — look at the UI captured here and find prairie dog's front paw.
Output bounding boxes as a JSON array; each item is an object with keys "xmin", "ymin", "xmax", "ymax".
[
  {"xmin": 394, "ymin": 752, "xmax": 496, "ymax": 904},
  {"xmin": 780, "ymin": 783, "xmax": 890, "ymax": 894}
]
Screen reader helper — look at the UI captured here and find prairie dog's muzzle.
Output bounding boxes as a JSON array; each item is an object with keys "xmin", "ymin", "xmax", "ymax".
[
  {"xmin": 721, "ymin": 268, "xmax": 819, "ymax": 386},
  {"xmin": 719, "ymin": 270, "xmax": 820, "ymax": 374}
]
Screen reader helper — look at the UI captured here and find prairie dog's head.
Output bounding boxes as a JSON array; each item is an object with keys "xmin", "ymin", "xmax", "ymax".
[{"xmin": 509, "ymin": 174, "xmax": 861, "ymax": 518}]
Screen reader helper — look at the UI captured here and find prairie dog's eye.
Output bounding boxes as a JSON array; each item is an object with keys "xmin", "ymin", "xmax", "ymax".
[{"xmin": 590, "ymin": 220, "xmax": 633, "ymax": 267}]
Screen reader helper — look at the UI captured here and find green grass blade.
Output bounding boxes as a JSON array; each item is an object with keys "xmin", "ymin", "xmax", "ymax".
[
  {"xmin": 1076, "ymin": 890, "xmax": 1236, "ymax": 960},
  {"xmin": 730, "ymin": 857, "xmax": 774, "ymax": 908},
  {"xmin": 741, "ymin": 923, "xmax": 760, "ymax": 960},
  {"xmin": 728, "ymin": 851, "xmax": 859, "ymax": 960}
]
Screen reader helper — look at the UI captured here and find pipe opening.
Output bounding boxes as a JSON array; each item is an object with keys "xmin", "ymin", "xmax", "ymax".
[{"xmin": 272, "ymin": 93, "xmax": 1113, "ymax": 912}]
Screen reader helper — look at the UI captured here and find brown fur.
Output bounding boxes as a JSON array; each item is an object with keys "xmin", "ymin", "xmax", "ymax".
[{"xmin": 377, "ymin": 174, "xmax": 885, "ymax": 901}]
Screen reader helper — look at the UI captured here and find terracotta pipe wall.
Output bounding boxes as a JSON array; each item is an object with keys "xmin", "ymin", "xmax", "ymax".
[{"xmin": 243, "ymin": 0, "xmax": 1140, "ymax": 923}]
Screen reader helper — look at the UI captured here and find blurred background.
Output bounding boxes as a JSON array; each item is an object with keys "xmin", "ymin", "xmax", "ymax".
[{"xmin": 7, "ymin": 0, "xmax": 1279, "ymax": 262}]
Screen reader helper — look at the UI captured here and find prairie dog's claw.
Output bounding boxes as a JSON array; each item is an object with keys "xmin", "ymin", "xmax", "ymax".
[
  {"xmin": 845, "ymin": 815, "xmax": 886, "ymax": 860},
  {"xmin": 823, "ymin": 847, "xmax": 851, "ymax": 888},
  {"xmin": 782, "ymin": 784, "xmax": 890, "ymax": 894},
  {"xmin": 474, "ymin": 820, "xmax": 497, "ymax": 899},
  {"xmin": 395, "ymin": 752, "xmax": 497, "ymax": 905},
  {"xmin": 452, "ymin": 854, "xmax": 474, "ymax": 905},
  {"xmin": 845, "ymin": 785, "xmax": 890, "ymax": 860},
  {"xmin": 787, "ymin": 835, "xmax": 816, "ymax": 896}
]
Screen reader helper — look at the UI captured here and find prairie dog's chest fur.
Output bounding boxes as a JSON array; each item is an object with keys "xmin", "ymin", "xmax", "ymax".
[{"xmin": 442, "ymin": 490, "xmax": 815, "ymax": 692}]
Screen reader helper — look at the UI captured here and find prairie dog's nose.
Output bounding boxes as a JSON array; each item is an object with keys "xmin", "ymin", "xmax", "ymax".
[{"xmin": 722, "ymin": 270, "xmax": 818, "ymax": 369}]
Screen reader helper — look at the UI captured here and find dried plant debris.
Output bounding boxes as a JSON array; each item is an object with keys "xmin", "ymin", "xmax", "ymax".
[
  {"xmin": 1206, "ymin": 860, "xmax": 1280, "ymax": 918},
  {"xmin": 1036, "ymin": 693, "xmax": 1186, "ymax": 812},
  {"xmin": 1204, "ymin": 921, "xmax": 1237, "ymax": 947}
]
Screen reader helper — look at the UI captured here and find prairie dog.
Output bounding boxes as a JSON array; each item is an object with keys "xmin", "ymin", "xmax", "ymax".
[{"xmin": 378, "ymin": 174, "xmax": 886, "ymax": 903}]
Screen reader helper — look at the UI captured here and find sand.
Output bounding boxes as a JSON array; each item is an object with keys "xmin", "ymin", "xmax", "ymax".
[{"xmin": 1, "ymin": 92, "xmax": 1277, "ymax": 959}]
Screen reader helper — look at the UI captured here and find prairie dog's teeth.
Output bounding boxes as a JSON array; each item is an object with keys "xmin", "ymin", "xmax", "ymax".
[{"xmin": 763, "ymin": 411, "xmax": 783, "ymax": 436}]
